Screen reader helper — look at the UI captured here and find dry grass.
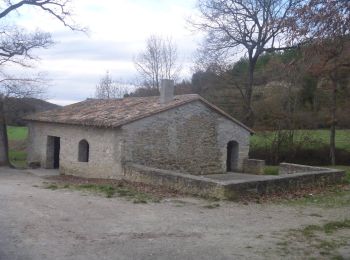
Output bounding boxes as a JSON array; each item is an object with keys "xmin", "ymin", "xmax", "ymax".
[{"xmin": 46, "ymin": 175, "xmax": 183, "ymax": 201}]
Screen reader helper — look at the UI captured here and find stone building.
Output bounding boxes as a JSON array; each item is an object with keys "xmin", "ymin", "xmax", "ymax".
[{"xmin": 25, "ymin": 80, "xmax": 253, "ymax": 178}]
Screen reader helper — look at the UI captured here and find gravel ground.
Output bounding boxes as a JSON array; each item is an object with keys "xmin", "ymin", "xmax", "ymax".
[{"xmin": 0, "ymin": 167, "xmax": 349, "ymax": 260}]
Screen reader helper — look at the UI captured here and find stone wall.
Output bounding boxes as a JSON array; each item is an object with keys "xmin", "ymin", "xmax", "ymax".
[
  {"xmin": 124, "ymin": 163, "xmax": 345, "ymax": 200},
  {"xmin": 124, "ymin": 164, "xmax": 226, "ymax": 199},
  {"xmin": 27, "ymin": 122, "xmax": 123, "ymax": 178},
  {"xmin": 243, "ymin": 159, "xmax": 265, "ymax": 175},
  {"xmin": 122, "ymin": 101, "xmax": 250, "ymax": 175},
  {"xmin": 279, "ymin": 163, "xmax": 328, "ymax": 175}
]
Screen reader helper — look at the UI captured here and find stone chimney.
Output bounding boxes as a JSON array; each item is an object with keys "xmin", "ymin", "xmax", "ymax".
[{"xmin": 160, "ymin": 79, "xmax": 174, "ymax": 104}]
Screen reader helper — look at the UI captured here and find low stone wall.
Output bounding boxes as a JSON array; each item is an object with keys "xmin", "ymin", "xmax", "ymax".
[
  {"xmin": 279, "ymin": 163, "xmax": 330, "ymax": 175},
  {"xmin": 123, "ymin": 163, "xmax": 346, "ymax": 200},
  {"xmin": 229, "ymin": 170, "xmax": 345, "ymax": 196},
  {"xmin": 243, "ymin": 159, "xmax": 265, "ymax": 175},
  {"xmin": 123, "ymin": 164, "xmax": 227, "ymax": 198}
]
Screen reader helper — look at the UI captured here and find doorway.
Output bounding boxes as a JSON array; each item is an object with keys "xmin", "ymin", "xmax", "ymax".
[
  {"xmin": 226, "ymin": 141, "xmax": 239, "ymax": 172},
  {"xmin": 47, "ymin": 136, "xmax": 60, "ymax": 169}
]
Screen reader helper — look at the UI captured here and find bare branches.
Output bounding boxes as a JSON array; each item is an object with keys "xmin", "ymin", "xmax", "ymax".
[
  {"xmin": 95, "ymin": 72, "xmax": 130, "ymax": 99},
  {"xmin": 0, "ymin": 0, "xmax": 84, "ymax": 98},
  {"xmin": 192, "ymin": 0, "xmax": 300, "ymax": 126},
  {"xmin": 289, "ymin": 0, "xmax": 350, "ymax": 75},
  {"xmin": 0, "ymin": 27, "xmax": 53, "ymax": 67},
  {"xmin": 0, "ymin": 70, "xmax": 48, "ymax": 98},
  {"xmin": 0, "ymin": 0, "xmax": 84, "ymax": 70},
  {"xmin": 0, "ymin": 0, "xmax": 83, "ymax": 166},
  {"xmin": 193, "ymin": 0, "xmax": 298, "ymax": 61},
  {"xmin": 134, "ymin": 35, "xmax": 181, "ymax": 90},
  {"xmin": 290, "ymin": 0, "xmax": 350, "ymax": 42},
  {"xmin": 0, "ymin": 0, "xmax": 84, "ymax": 31}
]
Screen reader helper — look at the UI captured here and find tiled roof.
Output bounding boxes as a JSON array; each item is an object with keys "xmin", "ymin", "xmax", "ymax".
[{"xmin": 25, "ymin": 94, "xmax": 253, "ymax": 133}]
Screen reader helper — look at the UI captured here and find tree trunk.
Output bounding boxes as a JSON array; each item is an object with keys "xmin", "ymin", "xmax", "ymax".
[
  {"xmin": 329, "ymin": 78, "xmax": 337, "ymax": 166},
  {"xmin": 244, "ymin": 59, "xmax": 257, "ymax": 127},
  {"xmin": 0, "ymin": 95, "xmax": 10, "ymax": 166}
]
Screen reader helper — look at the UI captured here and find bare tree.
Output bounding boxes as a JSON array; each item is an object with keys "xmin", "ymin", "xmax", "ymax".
[
  {"xmin": 289, "ymin": 0, "xmax": 350, "ymax": 165},
  {"xmin": 192, "ymin": 0, "xmax": 299, "ymax": 126},
  {"xmin": 0, "ymin": 0, "xmax": 83, "ymax": 166},
  {"xmin": 134, "ymin": 35, "xmax": 181, "ymax": 90},
  {"xmin": 95, "ymin": 72, "xmax": 130, "ymax": 99}
]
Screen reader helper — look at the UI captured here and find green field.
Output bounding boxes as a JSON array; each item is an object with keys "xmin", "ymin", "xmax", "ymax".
[
  {"xmin": 251, "ymin": 129, "xmax": 350, "ymax": 151},
  {"xmin": 9, "ymin": 126, "xmax": 349, "ymax": 149},
  {"xmin": 7, "ymin": 126, "xmax": 28, "ymax": 141},
  {"xmin": 7, "ymin": 126, "xmax": 28, "ymax": 168}
]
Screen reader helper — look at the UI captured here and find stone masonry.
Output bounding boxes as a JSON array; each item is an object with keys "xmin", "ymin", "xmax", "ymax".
[
  {"xmin": 122, "ymin": 101, "xmax": 250, "ymax": 175},
  {"xmin": 26, "ymin": 81, "xmax": 252, "ymax": 179},
  {"xmin": 27, "ymin": 122, "xmax": 123, "ymax": 178}
]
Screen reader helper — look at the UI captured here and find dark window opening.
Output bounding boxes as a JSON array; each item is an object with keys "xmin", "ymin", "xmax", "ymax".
[
  {"xmin": 78, "ymin": 139, "xmax": 89, "ymax": 162},
  {"xmin": 227, "ymin": 140, "xmax": 239, "ymax": 172}
]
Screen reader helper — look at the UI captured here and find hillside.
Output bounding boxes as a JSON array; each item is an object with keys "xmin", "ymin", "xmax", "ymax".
[{"xmin": 5, "ymin": 98, "xmax": 61, "ymax": 126}]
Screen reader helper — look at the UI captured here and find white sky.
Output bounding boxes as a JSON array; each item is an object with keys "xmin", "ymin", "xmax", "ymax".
[{"xmin": 8, "ymin": 0, "xmax": 201, "ymax": 105}]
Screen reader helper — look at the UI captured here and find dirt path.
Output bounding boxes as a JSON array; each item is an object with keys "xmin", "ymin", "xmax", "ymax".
[{"xmin": 0, "ymin": 167, "xmax": 349, "ymax": 260}]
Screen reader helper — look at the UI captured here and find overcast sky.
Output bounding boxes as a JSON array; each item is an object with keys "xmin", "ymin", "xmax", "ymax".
[{"xmin": 11, "ymin": 0, "xmax": 200, "ymax": 105}]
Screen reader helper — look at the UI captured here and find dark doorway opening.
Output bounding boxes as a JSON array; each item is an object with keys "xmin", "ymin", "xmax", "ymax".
[
  {"xmin": 47, "ymin": 136, "xmax": 60, "ymax": 169},
  {"xmin": 53, "ymin": 137, "xmax": 60, "ymax": 168},
  {"xmin": 227, "ymin": 141, "xmax": 239, "ymax": 172}
]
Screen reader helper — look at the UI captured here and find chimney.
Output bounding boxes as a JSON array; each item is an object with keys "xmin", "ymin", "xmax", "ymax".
[{"xmin": 160, "ymin": 79, "xmax": 174, "ymax": 104}]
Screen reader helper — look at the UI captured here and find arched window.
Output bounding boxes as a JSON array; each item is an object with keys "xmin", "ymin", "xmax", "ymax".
[
  {"xmin": 78, "ymin": 139, "xmax": 89, "ymax": 162},
  {"xmin": 226, "ymin": 140, "xmax": 239, "ymax": 172}
]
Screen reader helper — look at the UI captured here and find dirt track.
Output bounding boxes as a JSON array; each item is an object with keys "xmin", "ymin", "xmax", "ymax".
[{"xmin": 0, "ymin": 167, "xmax": 349, "ymax": 260}]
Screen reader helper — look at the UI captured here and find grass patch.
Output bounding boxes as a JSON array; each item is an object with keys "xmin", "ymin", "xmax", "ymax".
[
  {"xmin": 77, "ymin": 184, "xmax": 116, "ymax": 198},
  {"xmin": 323, "ymin": 219, "xmax": 350, "ymax": 234},
  {"xmin": 283, "ymin": 187, "xmax": 350, "ymax": 208},
  {"xmin": 43, "ymin": 182, "xmax": 160, "ymax": 203},
  {"xmin": 7, "ymin": 126, "xmax": 28, "ymax": 141},
  {"xmin": 7, "ymin": 126, "xmax": 28, "ymax": 167},
  {"xmin": 264, "ymin": 165, "xmax": 279, "ymax": 175},
  {"xmin": 45, "ymin": 184, "xmax": 59, "ymax": 190},
  {"xmin": 276, "ymin": 219, "xmax": 350, "ymax": 258},
  {"xmin": 202, "ymin": 203, "xmax": 220, "ymax": 209},
  {"xmin": 9, "ymin": 150, "xmax": 26, "ymax": 161},
  {"xmin": 272, "ymin": 165, "xmax": 349, "ymax": 207},
  {"xmin": 9, "ymin": 149, "xmax": 27, "ymax": 168},
  {"xmin": 328, "ymin": 165, "xmax": 350, "ymax": 184},
  {"xmin": 301, "ymin": 219, "xmax": 350, "ymax": 238},
  {"xmin": 301, "ymin": 224, "xmax": 323, "ymax": 237}
]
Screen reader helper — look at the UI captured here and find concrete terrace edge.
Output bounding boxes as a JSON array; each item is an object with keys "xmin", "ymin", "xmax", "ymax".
[{"xmin": 123, "ymin": 163, "xmax": 346, "ymax": 199}]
